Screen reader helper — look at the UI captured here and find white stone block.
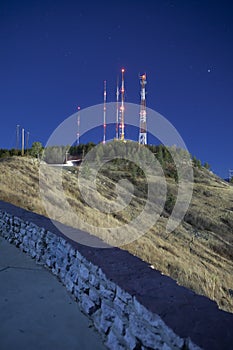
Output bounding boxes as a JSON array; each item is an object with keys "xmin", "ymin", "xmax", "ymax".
[
  {"xmin": 105, "ymin": 329, "xmax": 125, "ymax": 350},
  {"xmin": 75, "ymin": 250, "xmax": 83, "ymax": 261},
  {"xmin": 89, "ymin": 273, "xmax": 100, "ymax": 288},
  {"xmin": 20, "ymin": 228, "xmax": 26, "ymax": 235},
  {"xmin": 113, "ymin": 296, "xmax": 127, "ymax": 314},
  {"xmin": 89, "ymin": 287, "xmax": 101, "ymax": 305},
  {"xmin": 78, "ymin": 278, "xmax": 89, "ymax": 292},
  {"xmin": 79, "ymin": 264, "xmax": 89, "ymax": 281},
  {"xmin": 99, "ymin": 314, "xmax": 112, "ymax": 334},
  {"xmin": 124, "ymin": 328, "xmax": 138, "ymax": 350},
  {"xmin": 100, "ymin": 284, "xmax": 115, "ymax": 301},
  {"xmin": 129, "ymin": 313, "xmax": 162, "ymax": 348},
  {"xmin": 112, "ymin": 313, "xmax": 126, "ymax": 336},
  {"xmin": 116, "ymin": 286, "xmax": 132, "ymax": 303},
  {"xmin": 81, "ymin": 294, "xmax": 97, "ymax": 315},
  {"xmin": 65, "ymin": 277, "xmax": 74, "ymax": 292},
  {"xmin": 101, "ymin": 299, "xmax": 116, "ymax": 321}
]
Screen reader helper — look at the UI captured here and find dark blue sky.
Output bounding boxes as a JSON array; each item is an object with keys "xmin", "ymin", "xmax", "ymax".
[{"xmin": 0, "ymin": 0, "xmax": 232, "ymax": 178}]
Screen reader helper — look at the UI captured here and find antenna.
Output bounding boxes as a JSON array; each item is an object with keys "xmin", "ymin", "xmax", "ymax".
[
  {"xmin": 120, "ymin": 68, "xmax": 125, "ymax": 141},
  {"xmin": 103, "ymin": 80, "xmax": 107, "ymax": 144},
  {"xmin": 116, "ymin": 77, "xmax": 119, "ymax": 140},
  {"xmin": 77, "ymin": 106, "xmax": 81, "ymax": 146},
  {"xmin": 139, "ymin": 73, "xmax": 147, "ymax": 145},
  {"xmin": 21, "ymin": 128, "xmax": 25, "ymax": 156},
  {"xmin": 16, "ymin": 124, "xmax": 20, "ymax": 151}
]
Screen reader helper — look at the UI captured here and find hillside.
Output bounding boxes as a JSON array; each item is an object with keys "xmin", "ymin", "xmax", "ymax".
[{"xmin": 0, "ymin": 155, "xmax": 233, "ymax": 313}]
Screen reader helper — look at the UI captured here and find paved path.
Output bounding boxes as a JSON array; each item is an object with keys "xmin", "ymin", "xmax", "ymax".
[{"xmin": 0, "ymin": 237, "xmax": 106, "ymax": 350}]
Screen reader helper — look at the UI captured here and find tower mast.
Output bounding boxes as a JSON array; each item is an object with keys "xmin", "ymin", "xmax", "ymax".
[
  {"xmin": 77, "ymin": 106, "xmax": 81, "ymax": 146},
  {"xmin": 116, "ymin": 77, "xmax": 119, "ymax": 140},
  {"xmin": 21, "ymin": 128, "xmax": 25, "ymax": 156},
  {"xmin": 139, "ymin": 73, "xmax": 147, "ymax": 145},
  {"xmin": 103, "ymin": 80, "xmax": 107, "ymax": 144},
  {"xmin": 120, "ymin": 68, "xmax": 125, "ymax": 141}
]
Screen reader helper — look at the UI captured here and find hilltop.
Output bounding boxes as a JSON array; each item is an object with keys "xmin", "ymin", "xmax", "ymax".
[{"xmin": 0, "ymin": 152, "xmax": 233, "ymax": 313}]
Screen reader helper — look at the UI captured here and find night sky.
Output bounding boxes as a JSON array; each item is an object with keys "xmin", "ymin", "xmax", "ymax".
[{"xmin": 0, "ymin": 0, "xmax": 232, "ymax": 178}]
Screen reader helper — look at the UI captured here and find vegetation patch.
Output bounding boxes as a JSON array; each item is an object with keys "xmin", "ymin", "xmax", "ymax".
[{"xmin": 0, "ymin": 144, "xmax": 233, "ymax": 313}]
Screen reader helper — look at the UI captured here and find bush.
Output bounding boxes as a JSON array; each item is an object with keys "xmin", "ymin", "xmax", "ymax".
[{"xmin": 164, "ymin": 193, "xmax": 176, "ymax": 214}]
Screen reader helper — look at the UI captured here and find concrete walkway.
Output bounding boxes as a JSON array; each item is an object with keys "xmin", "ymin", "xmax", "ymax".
[{"xmin": 0, "ymin": 237, "xmax": 106, "ymax": 350}]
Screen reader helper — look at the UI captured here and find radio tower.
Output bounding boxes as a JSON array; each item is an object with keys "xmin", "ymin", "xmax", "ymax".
[
  {"xmin": 115, "ymin": 77, "xmax": 119, "ymax": 140},
  {"xmin": 103, "ymin": 80, "xmax": 107, "ymax": 144},
  {"xmin": 77, "ymin": 106, "xmax": 81, "ymax": 145},
  {"xmin": 120, "ymin": 68, "xmax": 125, "ymax": 141},
  {"xmin": 139, "ymin": 73, "xmax": 147, "ymax": 145}
]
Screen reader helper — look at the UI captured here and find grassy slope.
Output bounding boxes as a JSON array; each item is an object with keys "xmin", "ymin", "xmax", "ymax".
[{"xmin": 0, "ymin": 156, "xmax": 233, "ymax": 313}]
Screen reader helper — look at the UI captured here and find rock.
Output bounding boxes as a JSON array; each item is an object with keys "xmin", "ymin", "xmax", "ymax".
[
  {"xmin": 78, "ymin": 278, "xmax": 89, "ymax": 292},
  {"xmin": 100, "ymin": 283, "xmax": 115, "ymax": 301},
  {"xmin": 129, "ymin": 313, "xmax": 163, "ymax": 349},
  {"xmin": 113, "ymin": 296, "xmax": 128, "ymax": 314},
  {"xmin": 79, "ymin": 264, "xmax": 89, "ymax": 281},
  {"xmin": 101, "ymin": 299, "xmax": 116, "ymax": 321},
  {"xmin": 65, "ymin": 276, "xmax": 74, "ymax": 292},
  {"xmin": 112, "ymin": 313, "xmax": 127, "ymax": 336},
  {"xmin": 116, "ymin": 286, "xmax": 132, "ymax": 303},
  {"xmin": 81, "ymin": 294, "xmax": 97, "ymax": 315},
  {"xmin": 89, "ymin": 287, "xmax": 101, "ymax": 305},
  {"xmin": 124, "ymin": 328, "xmax": 139, "ymax": 350},
  {"xmin": 105, "ymin": 329, "xmax": 125, "ymax": 350},
  {"xmin": 89, "ymin": 273, "xmax": 100, "ymax": 288}
]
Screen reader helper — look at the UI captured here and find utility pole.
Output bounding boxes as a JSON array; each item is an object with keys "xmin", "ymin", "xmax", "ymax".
[{"xmin": 16, "ymin": 124, "xmax": 20, "ymax": 152}]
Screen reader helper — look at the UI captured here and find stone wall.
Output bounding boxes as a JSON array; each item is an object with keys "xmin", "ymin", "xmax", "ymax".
[{"xmin": 0, "ymin": 203, "xmax": 233, "ymax": 350}]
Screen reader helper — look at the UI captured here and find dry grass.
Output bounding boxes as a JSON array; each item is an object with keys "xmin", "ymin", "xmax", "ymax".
[{"xmin": 0, "ymin": 156, "xmax": 233, "ymax": 313}]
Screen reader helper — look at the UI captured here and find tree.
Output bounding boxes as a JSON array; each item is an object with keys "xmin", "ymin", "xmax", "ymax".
[
  {"xmin": 192, "ymin": 156, "xmax": 202, "ymax": 168},
  {"xmin": 80, "ymin": 162, "xmax": 91, "ymax": 179},
  {"xmin": 203, "ymin": 162, "xmax": 211, "ymax": 170},
  {"xmin": 156, "ymin": 144, "xmax": 164, "ymax": 164},
  {"xmin": 30, "ymin": 142, "xmax": 43, "ymax": 159},
  {"xmin": 42, "ymin": 145, "xmax": 69, "ymax": 164},
  {"xmin": 96, "ymin": 144, "xmax": 104, "ymax": 160},
  {"xmin": 0, "ymin": 149, "xmax": 10, "ymax": 158},
  {"xmin": 165, "ymin": 193, "xmax": 176, "ymax": 214}
]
